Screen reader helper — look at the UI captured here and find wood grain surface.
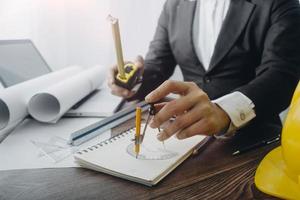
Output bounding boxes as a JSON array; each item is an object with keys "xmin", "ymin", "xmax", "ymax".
[
  {"xmin": 0, "ymin": 137, "xmax": 280, "ymax": 200},
  {"xmin": 0, "ymin": 101, "xmax": 281, "ymax": 200}
]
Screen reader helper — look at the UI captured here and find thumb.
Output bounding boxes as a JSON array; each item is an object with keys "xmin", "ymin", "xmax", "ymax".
[{"xmin": 134, "ymin": 55, "xmax": 144, "ymax": 69}]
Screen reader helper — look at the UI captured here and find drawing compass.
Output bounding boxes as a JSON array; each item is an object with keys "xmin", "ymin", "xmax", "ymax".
[
  {"xmin": 134, "ymin": 103, "xmax": 163, "ymax": 158},
  {"xmin": 139, "ymin": 104, "xmax": 160, "ymax": 144}
]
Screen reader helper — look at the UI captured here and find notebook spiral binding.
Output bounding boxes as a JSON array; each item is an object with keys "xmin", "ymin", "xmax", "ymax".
[{"xmin": 76, "ymin": 127, "xmax": 136, "ymax": 155}]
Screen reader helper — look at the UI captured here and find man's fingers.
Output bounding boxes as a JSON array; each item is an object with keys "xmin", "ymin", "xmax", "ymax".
[
  {"xmin": 110, "ymin": 84, "xmax": 133, "ymax": 98},
  {"xmin": 150, "ymin": 97, "xmax": 190, "ymax": 128},
  {"xmin": 107, "ymin": 65, "xmax": 118, "ymax": 86},
  {"xmin": 109, "ymin": 65, "xmax": 118, "ymax": 76},
  {"xmin": 108, "ymin": 56, "xmax": 144, "ymax": 98},
  {"xmin": 157, "ymin": 128, "xmax": 174, "ymax": 141},
  {"xmin": 107, "ymin": 76, "xmax": 115, "ymax": 88},
  {"xmin": 145, "ymin": 80, "xmax": 190, "ymax": 103},
  {"xmin": 157, "ymin": 106, "xmax": 203, "ymax": 141},
  {"xmin": 153, "ymin": 102, "xmax": 168, "ymax": 112},
  {"xmin": 135, "ymin": 55, "xmax": 144, "ymax": 70},
  {"xmin": 150, "ymin": 90, "xmax": 208, "ymax": 128},
  {"xmin": 176, "ymin": 119, "xmax": 211, "ymax": 139}
]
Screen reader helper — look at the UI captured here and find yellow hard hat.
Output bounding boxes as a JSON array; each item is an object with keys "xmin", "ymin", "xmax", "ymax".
[{"xmin": 255, "ymin": 82, "xmax": 300, "ymax": 199}]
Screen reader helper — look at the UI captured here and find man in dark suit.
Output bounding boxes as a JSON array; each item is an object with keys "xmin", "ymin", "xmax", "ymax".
[{"xmin": 108, "ymin": 0, "xmax": 300, "ymax": 141}]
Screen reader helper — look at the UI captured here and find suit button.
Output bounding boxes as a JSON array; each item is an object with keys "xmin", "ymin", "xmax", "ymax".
[{"xmin": 203, "ymin": 76, "xmax": 211, "ymax": 83}]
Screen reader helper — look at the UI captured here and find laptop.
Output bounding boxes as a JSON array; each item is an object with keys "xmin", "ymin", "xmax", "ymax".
[
  {"xmin": 0, "ymin": 40, "xmax": 52, "ymax": 87},
  {"xmin": 0, "ymin": 39, "xmax": 120, "ymax": 118}
]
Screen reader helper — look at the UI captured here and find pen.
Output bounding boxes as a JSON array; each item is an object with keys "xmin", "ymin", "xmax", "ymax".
[
  {"xmin": 113, "ymin": 98, "xmax": 126, "ymax": 113},
  {"xmin": 232, "ymin": 135, "xmax": 280, "ymax": 156},
  {"xmin": 135, "ymin": 107, "xmax": 142, "ymax": 158},
  {"xmin": 72, "ymin": 90, "xmax": 99, "ymax": 110}
]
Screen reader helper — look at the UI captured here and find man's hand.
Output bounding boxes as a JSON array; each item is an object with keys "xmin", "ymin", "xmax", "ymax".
[
  {"xmin": 145, "ymin": 80, "xmax": 231, "ymax": 141},
  {"xmin": 108, "ymin": 56, "xmax": 144, "ymax": 98}
]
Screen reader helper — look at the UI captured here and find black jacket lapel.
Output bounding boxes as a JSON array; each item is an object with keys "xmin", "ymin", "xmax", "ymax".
[
  {"xmin": 177, "ymin": 0, "xmax": 205, "ymax": 71},
  {"xmin": 208, "ymin": 0, "xmax": 255, "ymax": 72}
]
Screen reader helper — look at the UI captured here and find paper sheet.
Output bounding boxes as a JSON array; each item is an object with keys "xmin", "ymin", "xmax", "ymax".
[
  {"xmin": 0, "ymin": 118, "xmax": 111, "ymax": 171},
  {"xmin": 75, "ymin": 125, "xmax": 206, "ymax": 184},
  {"xmin": 0, "ymin": 66, "xmax": 82, "ymax": 130},
  {"xmin": 66, "ymin": 85, "xmax": 121, "ymax": 117},
  {"xmin": 28, "ymin": 66, "xmax": 106, "ymax": 123},
  {"xmin": 0, "ymin": 118, "xmax": 22, "ymax": 143}
]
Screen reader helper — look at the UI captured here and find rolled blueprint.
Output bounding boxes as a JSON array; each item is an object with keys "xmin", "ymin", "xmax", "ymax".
[
  {"xmin": 28, "ymin": 66, "xmax": 105, "ymax": 123},
  {"xmin": 0, "ymin": 66, "xmax": 83, "ymax": 130}
]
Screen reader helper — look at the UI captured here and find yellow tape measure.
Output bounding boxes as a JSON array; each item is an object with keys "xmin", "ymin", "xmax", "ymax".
[
  {"xmin": 108, "ymin": 15, "xmax": 142, "ymax": 90},
  {"xmin": 115, "ymin": 63, "xmax": 142, "ymax": 90}
]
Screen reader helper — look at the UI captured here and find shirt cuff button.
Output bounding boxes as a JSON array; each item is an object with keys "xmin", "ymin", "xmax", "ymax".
[{"xmin": 240, "ymin": 112, "xmax": 246, "ymax": 121}]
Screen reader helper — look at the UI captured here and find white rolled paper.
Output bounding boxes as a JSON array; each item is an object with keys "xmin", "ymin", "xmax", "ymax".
[
  {"xmin": 28, "ymin": 66, "xmax": 106, "ymax": 123},
  {"xmin": 0, "ymin": 66, "xmax": 83, "ymax": 130}
]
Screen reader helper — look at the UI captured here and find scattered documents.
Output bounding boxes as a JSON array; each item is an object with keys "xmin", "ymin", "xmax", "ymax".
[{"xmin": 0, "ymin": 118, "xmax": 111, "ymax": 170}]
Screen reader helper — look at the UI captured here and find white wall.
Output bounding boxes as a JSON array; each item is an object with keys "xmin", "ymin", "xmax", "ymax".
[
  {"xmin": 0, "ymin": 0, "xmax": 167, "ymax": 71},
  {"xmin": 0, "ymin": 1, "xmax": 68, "ymax": 70},
  {"xmin": 109, "ymin": 0, "xmax": 182, "ymax": 80},
  {"xmin": 109, "ymin": 0, "xmax": 165, "ymax": 60}
]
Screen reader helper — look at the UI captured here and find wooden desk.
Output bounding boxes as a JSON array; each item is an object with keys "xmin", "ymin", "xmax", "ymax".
[{"xmin": 0, "ymin": 135, "xmax": 278, "ymax": 200}]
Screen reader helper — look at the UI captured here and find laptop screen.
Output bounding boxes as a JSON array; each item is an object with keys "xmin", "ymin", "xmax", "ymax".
[{"xmin": 0, "ymin": 40, "xmax": 52, "ymax": 88}]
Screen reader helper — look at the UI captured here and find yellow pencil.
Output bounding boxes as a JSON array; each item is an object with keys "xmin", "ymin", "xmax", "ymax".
[{"xmin": 135, "ymin": 107, "xmax": 142, "ymax": 158}]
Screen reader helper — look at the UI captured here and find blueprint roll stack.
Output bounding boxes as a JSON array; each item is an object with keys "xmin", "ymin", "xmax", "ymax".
[
  {"xmin": 28, "ymin": 66, "xmax": 105, "ymax": 123},
  {"xmin": 0, "ymin": 66, "xmax": 82, "ymax": 130}
]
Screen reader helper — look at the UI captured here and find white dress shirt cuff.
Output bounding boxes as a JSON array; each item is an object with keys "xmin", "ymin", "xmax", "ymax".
[{"xmin": 213, "ymin": 92, "xmax": 256, "ymax": 128}]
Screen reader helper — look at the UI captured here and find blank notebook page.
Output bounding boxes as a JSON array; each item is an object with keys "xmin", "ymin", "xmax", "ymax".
[{"xmin": 74, "ymin": 125, "xmax": 205, "ymax": 185}]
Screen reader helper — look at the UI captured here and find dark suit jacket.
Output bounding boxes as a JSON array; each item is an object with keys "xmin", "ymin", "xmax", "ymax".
[{"xmin": 135, "ymin": 0, "xmax": 300, "ymax": 130}]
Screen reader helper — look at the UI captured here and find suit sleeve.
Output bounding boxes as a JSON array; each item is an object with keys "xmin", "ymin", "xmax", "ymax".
[
  {"xmin": 235, "ymin": 0, "xmax": 300, "ymax": 120},
  {"xmin": 133, "ymin": 1, "xmax": 177, "ymax": 100}
]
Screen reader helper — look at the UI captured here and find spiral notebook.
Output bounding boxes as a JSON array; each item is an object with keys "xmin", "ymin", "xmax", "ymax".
[{"xmin": 74, "ymin": 125, "xmax": 206, "ymax": 186}]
